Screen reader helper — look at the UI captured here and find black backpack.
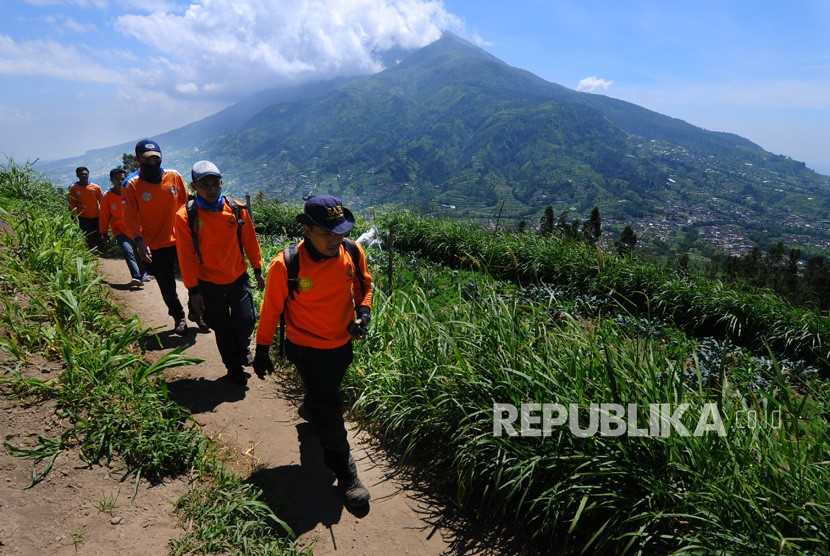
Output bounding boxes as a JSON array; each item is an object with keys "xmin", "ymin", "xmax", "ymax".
[
  {"xmin": 185, "ymin": 195, "xmax": 246, "ymax": 265},
  {"xmin": 278, "ymin": 238, "xmax": 365, "ymax": 356}
]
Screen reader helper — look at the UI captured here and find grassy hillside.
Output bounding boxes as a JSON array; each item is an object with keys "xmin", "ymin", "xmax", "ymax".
[
  {"xmin": 3, "ymin": 161, "xmax": 828, "ymax": 553},
  {"xmin": 0, "ymin": 161, "xmax": 304, "ymax": 555},
  {"xmin": 253, "ymin": 197, "xmax": 830, "ymax": 554}
]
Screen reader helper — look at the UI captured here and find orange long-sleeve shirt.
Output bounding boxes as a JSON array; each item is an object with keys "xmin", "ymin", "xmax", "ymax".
[
  {"xmin": 122, "ymin": 170, "xmax": 188, "ymax": 249},
  {"xmin": 67, "ymin": 182, "xmax": 103, "ymax": 218},
  {"xmin": 173, "ymin": 199, "xmax": 264, "ymax": 289},
  {"xmin": 255, "ymin": 239, "xmax": 373, "ymax": 350},
  {"xmin": 99, "ymin": 188, "xmax": 127, "ymax": 236}
]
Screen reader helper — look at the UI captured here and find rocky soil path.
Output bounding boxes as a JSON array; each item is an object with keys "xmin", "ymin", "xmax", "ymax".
[{"xmin": 2, "ymin": 252, "xmax": 477, "ymax": 555}]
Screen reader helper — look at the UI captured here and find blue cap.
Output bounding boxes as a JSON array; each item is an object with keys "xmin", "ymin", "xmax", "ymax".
[
  {"xmin": 296, "ymin": 195, "xmax": 355, "ymax": 234},
  {"xmin": 135, "ymin": 138, "xmax": 161, "ymax": 157}
]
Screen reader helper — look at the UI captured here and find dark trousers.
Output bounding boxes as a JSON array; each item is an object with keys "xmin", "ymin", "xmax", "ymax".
[
  {"xmin": 78, "ymin": 216, "xmax": 100, "ymax": 250},
  {"xmin": 199, "ymin": 273, "xmax": 257, "ymax": 373},
  {"xmin": 144, "ymin": 245, "xmax": 185, "ymax": 320},
  {"xmin": 286, "ymin": 339, "xmax": 355, "ymax": 481}
]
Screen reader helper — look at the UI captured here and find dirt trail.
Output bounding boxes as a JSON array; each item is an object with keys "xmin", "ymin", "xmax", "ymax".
[{"xmin": 93, "ymin": 254, "xmax": 460, "ymax": 555}]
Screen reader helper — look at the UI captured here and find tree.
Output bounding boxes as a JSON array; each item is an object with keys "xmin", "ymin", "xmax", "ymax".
[
  {"xmin": 616, "ymin": 225, "xmax": 637, "ymax": 256},
  {"xmin": 582, "ymin": 206, "xmax": 602, "ymax": 244},
  {"xmin": 121, "ymin": 153, "xmax": 139, "ymax": 172},
  {"xmin": 539, "ymin": 205, "xmax": 554, "ymax": 236}
]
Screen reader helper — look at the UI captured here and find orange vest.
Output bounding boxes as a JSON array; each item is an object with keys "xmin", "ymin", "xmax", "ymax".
[
  {"xmin": 68, "ymin": 182, "xmax": 103, "ymax": 218},
  {"xmin": 122, "ymin": 170, "xmax": 188, "ymax": 249},
  {"xmin": 99, "ymin": 189, "xmax": 127, "ymax": 236},
  {"xmin": 256, "ymin": 240, "xmax": 373, "ymax": 350},
  {"xmin": 174, "ymin": 199, "xmax": 264, "ymax": 288}
]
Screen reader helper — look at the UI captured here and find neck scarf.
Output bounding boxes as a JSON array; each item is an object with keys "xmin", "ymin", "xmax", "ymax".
[{"xmin": 196, "ymin": 195, "xmax": 225, "ymax": 212}]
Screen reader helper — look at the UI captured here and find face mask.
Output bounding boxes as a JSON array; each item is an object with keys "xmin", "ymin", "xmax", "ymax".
[{"xmin": 140, "ymin": 160, "xmax": 163, "ymax": 183}]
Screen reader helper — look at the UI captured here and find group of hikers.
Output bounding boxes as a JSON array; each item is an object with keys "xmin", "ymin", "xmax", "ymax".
[{"xmin": 67, "ymin": 138, "xmax": 374, "ymax": 508}]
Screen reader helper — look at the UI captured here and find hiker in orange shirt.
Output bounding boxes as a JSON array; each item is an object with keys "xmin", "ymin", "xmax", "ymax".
[
  {"xmin": 67, "ymin": 166, "xmax": 103, "ymax": 250},
  {"xmin": 99, "ymin": 167, "xmax": 151, "ymax": 288},
  {"xmin": 174, "ymin": 160, "xmax": 265, "ymax": 386},
  {"xmin": 252, "ymin": 195, "xmax": 374, "ymax": 508},
  {"xmin": 122, "ymin": 139, "xmax": 190, "ymax": 334}
]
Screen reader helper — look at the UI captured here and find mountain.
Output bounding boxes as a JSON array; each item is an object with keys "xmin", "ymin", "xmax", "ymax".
[{"xmin": 40, "ymin": 33, "xmax": 830, "ymax": 255}]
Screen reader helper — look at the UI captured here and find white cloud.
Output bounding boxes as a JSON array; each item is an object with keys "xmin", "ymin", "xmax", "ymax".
[
  {"xmin": 472, "ymin": 32, "xmax": 493, "ymax": 47},
  {"xmin": 24, "ymin": 0, "xmax": 110, "ymax": 7},
  {"xmin": 577, "ymin": 76, "xmax": 613, "ymax": 93},
  {"xmin": 0, "ymin": 34, "xmax": 123, "ymax": 83},
  {"xmin": 115, "ymin": 0, "xmax": 462, "ymax": 99},
  {"xmin": 0, "ymin": 103, "xmax": 32, "ymax": 123}
]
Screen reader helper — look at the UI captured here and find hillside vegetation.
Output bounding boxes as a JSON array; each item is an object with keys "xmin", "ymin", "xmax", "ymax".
[
  {"xmin": 0, "ymin": 161, "xmax": 305, "ymax": 555},
  {"xmin": 3, "ymin": 160, "xmax": 828, "ymax": 554},
  {"xmin": 252, "ymin": 195, "xmax": 830, "ymax": 553},
  {"xmin": 38, "ymin": 34, "xmax": 830, "ymax": 256}
]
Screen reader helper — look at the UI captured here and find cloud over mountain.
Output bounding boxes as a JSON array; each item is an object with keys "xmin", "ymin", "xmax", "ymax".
[{"xmin": 116, "ymin": 0, "xmax": 462, "ymax": 99}]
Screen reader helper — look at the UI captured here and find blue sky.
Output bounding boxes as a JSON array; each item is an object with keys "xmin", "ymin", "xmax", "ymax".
[{"xmin": 1, "ymin": 0, "xmax": 829, "ymax": 175}]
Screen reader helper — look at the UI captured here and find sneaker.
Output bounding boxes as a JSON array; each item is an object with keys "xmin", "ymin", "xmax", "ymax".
[
  {"xmin": 188, "ymin": 312, "xmax": 210, "ymax": 332},
  {"xmin": 130, "ymin": 277, "xmax": 143, "ymax": 287},
  {"xmin": 173, "ymin": 318, "xmax": 188, "ymax": 336},
  {"xmin": 339, "ymin": 475, "xmax": 370, "ymax": 508},
  {"xmin": 141, "ymin": 273, "xmax": 153, "ymax": 282}
]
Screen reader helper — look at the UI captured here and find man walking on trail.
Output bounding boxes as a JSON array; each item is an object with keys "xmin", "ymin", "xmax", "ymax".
[
  {"xmin": 100, "ymin": 168, "xmax": 151, "ymax": 288},
  {"xmin": 252, "ymin": 194, "xmax": 374, "ymax": 508},
  {"xmin": 122, "ymin": 138, "xmax": 190, "ymax": 335},
  {"xmin": 174, "ymin": 160, "xmax": 266, "ymax": 386},
  {"xmin": 68, "ymin": 166, "xmax": 103, "ymax": 250}
]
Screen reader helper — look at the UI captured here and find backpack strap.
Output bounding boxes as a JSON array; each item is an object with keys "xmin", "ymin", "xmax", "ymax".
[
  {"xmin": 279, "ymin": 242, "xmax": 300, "ymax": 357},
  {"xmin": 187, "ymin": 195, "xmax": 246, "ymax": 266},
  {"xmin": 226, "ymin": 195, "xmax": 246, "ymax": 259},
  {"xmin": 185, "ymin": 196, "xmax": 203, "ymax": 265},
  {"xmin": 342, "ymin": 237, "xmax": 366, "ymax": 300}
]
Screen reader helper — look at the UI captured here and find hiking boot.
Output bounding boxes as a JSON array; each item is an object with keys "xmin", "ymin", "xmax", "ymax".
[
  {"xmin": 226, "ymin": 369, "xmax": 250, "ymax": 386},
  {"xmin": 339, "ymin": 475, "xmax": 370, "ymax": 508},
  {"xmin": 130, "ymin": 277, "xmax": 143, "ymax": 287},
  {"xmin": 297, "ymin": 402, "xmax": 313, "ymax": 423},
  {"xmin": 188, "ymin": 312, "xmax": 210, "ymax": 332},
  {"xmin": 173, "ymin": 318, "xmax": 188, "ymax": 336}
]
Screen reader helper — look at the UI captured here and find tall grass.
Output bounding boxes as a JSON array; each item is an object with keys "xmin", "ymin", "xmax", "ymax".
[
  {"xmin": 244, "ymin": 202, "xmax": 830, "ymax": 371},
  {"xmin": 346, "ymin": 274, "xmax": 829, "ymax": 553},
  {"xmin": 383, "ymin": 210, "xmax": 830, "ymax": 372}
]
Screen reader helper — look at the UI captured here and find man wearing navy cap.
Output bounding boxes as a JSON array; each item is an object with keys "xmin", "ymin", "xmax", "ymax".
[
  {"xmin": 122, "ymin": 139, "xmax": 190, "ymax": 334},
  {"xmin": 253, "ymin": 195, "xmax": 374, "ymax": 508}
]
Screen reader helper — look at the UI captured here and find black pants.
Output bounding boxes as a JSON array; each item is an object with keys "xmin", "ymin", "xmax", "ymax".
[
  {"xmin": 199, "ymin": 273, "xmax": 257, "ymax": 373},
  {"xmin": 144, "ymin": 245, "xmax": 185, "ymax": 320},
  {"xmin": 286, "ymin": 339, "xmax": 355, "ymax": 481},
  {"xmin": 78, "ymin": 216, "xmax": 100, "ymax": 250}
]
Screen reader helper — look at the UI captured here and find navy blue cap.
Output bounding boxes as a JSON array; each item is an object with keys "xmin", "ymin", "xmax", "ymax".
[
  {"xmin": 135, "ymin": 138, "xmax": 161, "ymax": 157},
  {"xmin": 296, "ymin": 195, "xmax": 355, "ymax": 234}
]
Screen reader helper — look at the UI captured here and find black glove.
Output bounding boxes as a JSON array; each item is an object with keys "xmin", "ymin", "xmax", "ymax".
[
  {"xmin": 357, "ymin": 306, "xmax": 371, "ymax": 329},
  {"xmin": 348, "ymin": 307, "xmax": 371, "ymax": 339},
  {"xmin": 252, "ymin": 344, "xmax": 274, "ymax": 379}
]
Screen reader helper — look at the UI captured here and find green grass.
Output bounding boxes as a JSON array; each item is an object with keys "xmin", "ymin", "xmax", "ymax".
[
  {"xmin": 0, "ymin": 160, "xmax": 302, "ymax": 555},
  {"xmin": 345, "ymin": 275, "xmax": 829, "ymax": 553}
]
